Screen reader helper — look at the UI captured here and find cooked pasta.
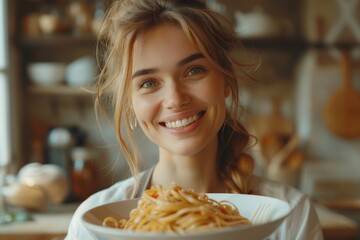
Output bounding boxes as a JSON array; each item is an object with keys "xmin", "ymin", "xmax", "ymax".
[{"xmin": 102, "ymin": 183, "xmax": 251, "ymax": 233}]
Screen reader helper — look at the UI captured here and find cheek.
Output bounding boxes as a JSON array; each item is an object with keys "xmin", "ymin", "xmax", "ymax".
[
  {"xmin": 202, "ymin": 81, "xmax": 228, "ymax": 104},
  {"xmin": 132, "ymin": 98, "xmax": 145, "ymax": 120},
  {"xmin": 132, "ymin": 96, "xmax": 157, "ymax": 123}
]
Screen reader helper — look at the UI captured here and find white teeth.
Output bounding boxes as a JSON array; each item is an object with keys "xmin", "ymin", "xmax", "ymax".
[
  {"xmin": 165, "ymin": 114, "xmax": 200, "ymax": 128},
  {"xmin": 175, "ymin": 120, "xmax": 182, "ymax": 128},
  {"xmin": 182, "ymin": 118, "xmax": 189, "ymax": 126}
]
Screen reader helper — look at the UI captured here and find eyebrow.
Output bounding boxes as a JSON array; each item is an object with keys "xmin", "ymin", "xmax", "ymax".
[
  {"xmin": 177, "ymin": 53, "xmax": 204, "ymax": 67},
  {"xmin": 132, "ymin": 53, "xmax": 204, "ymax": 79}
]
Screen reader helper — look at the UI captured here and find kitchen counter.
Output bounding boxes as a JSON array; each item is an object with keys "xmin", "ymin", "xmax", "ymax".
[
  {"xmin": 316, "ymin": 204, "xmax": 359, "ymax": 240},
  {"xmin": 0, "ymin": 203, "xmax": 78, "ymax": 240},
  {"xmin": 0, "ymin": 203, "xmax": 358, "ymax": 240}
]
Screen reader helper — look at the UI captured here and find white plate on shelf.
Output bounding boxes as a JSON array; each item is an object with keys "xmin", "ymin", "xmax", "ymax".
[{"xmin": 82, "ymin": 194, "xmax": 291, "ymax": 240}]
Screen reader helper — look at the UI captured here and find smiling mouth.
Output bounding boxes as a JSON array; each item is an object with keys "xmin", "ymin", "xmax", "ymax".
[{"xmin": 163, "ymin": 111, "xmax": 205, "ymax": 129}]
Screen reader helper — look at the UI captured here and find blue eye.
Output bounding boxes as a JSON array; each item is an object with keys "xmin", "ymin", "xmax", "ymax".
[
  {"xmin": 140, "ymin": 79, "xmax": 157, "ymax": 89},
  {"xmin": 188, "ymin": 66, "xmax": 205, "ymax": 76}
]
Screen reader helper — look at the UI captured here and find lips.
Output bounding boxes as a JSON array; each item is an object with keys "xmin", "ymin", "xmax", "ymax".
[{"xmin": 163, "ymin": 111, "xmax": 205, "ymax": 129}]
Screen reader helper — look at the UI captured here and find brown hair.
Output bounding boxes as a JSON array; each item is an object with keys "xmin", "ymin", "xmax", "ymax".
[{"xmin": 95, "ymin": 0, "xmax": 254, "ymax": 197}]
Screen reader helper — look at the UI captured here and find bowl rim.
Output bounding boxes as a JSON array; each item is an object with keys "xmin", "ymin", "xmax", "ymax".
[{"xmin": 82, "ymin": 193, "xmax": 292, "ymax": 239}]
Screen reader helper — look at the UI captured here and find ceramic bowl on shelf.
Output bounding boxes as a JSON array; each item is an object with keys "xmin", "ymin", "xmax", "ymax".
[
  {"xmin": 65, "ymin": 55, "xmax": 97, "ymax": 87},
  {"xmin": 38, "ymin": 13, "xmax": 60, "ymax": 35},
  {"xmin": 27, "ymin": 62, "xmax": 66, "ymax": 86}
]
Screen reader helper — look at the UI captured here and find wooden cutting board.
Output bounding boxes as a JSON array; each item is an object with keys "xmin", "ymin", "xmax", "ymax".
[{"xmin": 324, "ymin": 51, "xmax": 360, "ymax": 139}]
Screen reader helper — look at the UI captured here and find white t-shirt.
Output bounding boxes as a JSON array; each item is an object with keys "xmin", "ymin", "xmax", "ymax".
[{"xmin": 65, "ymin": 169, "xmax": 323, "ymax": 240}]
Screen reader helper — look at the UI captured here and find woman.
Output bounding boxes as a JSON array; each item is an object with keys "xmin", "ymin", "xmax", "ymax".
[{"xmin": 66, "ymin": 0, "xmax": 323, "ymax": 239}]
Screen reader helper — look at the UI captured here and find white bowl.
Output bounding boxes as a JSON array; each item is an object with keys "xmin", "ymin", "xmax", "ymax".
[
  {"xmin": 82, "ymin": 194, "xmax": 291, "ymax": 240},
  {"xmin": 27, "ymin": 62, "xmax": 66, "ymax": 86},
  {"xmin": 65, "ymin": 55, "xmax": 97, "ymax": 86}
]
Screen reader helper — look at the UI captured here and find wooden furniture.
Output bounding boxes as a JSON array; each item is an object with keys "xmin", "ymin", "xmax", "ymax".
[{"xmin": 316, "ymin": 204, "xmax": 359, "ymax": 240}]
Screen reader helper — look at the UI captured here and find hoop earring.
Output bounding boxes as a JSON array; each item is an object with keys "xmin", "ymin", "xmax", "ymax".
[{"xmin": 130, "ymin": 118, "xmax": 138, "ymax": 130}]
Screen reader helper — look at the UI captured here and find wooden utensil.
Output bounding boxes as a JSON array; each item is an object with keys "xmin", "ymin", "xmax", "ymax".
[
  {"xmin": 268, "ymin": 134, "xmax": 300, "ymax": 169},
  {"xmin": 258, "ymin": 96, "xmax": 294, "ymax": 162},
  {"xmin": 324, "ymin": 51, "xmax": 360, "ymax": 139},
  {"xmin": 263, "ymin": 96, "xmax": 294, "ymax": 136},
  {"xmin": 265, "ymin": 134, "xmax": 304, "ymax": 186}
]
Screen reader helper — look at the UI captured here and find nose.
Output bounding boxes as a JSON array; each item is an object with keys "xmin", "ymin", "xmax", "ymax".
[{"xmin": 162, "ymin": 81, "xmax": 191, "ymax": 109}]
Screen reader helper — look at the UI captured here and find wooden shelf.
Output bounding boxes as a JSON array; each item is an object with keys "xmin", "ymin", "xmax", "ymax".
[
  {"xmin": 28, "ymin": 85, "xmax": 94, "ymax": 97},
  {"xmin": 17, "ymin": 34, "xmax": 97, "ymax": 48},
  {"xmin": 240, "ymin": 37, "xmax": 360, "ymax": 50},
  {"xmin": 240, "ymin": 36, "xmax": 307, "ymax": 50},
  {"xmin": 308, "ymin": 41, "xmax": 360, "ymax": 50}
]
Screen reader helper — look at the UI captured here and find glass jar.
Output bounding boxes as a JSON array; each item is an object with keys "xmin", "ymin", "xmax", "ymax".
[{"xmin": 70, "ymin": 147, "xmax": 97, "ymax": 201}]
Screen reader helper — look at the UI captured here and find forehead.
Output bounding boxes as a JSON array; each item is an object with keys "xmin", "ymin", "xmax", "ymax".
[{"xmin": 132, "ymin": 23, "xmax": 201, "ymax": 70}]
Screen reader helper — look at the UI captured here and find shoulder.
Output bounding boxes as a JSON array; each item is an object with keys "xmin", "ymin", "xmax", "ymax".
[
  {"xmin": 83, "ymin": 175, "xmax": 137, "ymax": 206},
  {"xmin": 251, "ymin": 176, "xmax": 307, "ymax": 207},
  {"xmin": 252, "ymin": 176, "xmax": 324, "ymax": 239}
]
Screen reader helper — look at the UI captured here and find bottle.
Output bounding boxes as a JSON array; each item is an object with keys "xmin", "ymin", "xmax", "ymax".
[{"xmin": 70, "ymin": 147, "xmax": 97, "ymax": 201}]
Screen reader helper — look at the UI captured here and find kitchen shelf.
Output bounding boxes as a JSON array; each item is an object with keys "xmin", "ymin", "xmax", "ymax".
[
  {"xmin": 28, "ymin": 85, "xmax": 94, "ymax": 97},
  {"xmin": 240, "ymin": 37, "xmax": 360, "ymax": 50},
  {"xmin": 17, "ymin": 34, "xmax": 97, "ymax": 48},
  {"xmin": 240, "ymin": 36, "xmax": 307, "ymax": 50},
  {"xmin": 308, "ymin": 41, "xmax": 360, "ymax": 50}
]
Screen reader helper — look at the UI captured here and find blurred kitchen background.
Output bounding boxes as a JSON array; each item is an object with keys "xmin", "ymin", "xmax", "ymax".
[{"xmin": 0, "ymin": 0, "xmax": 360, "ymax": 239}]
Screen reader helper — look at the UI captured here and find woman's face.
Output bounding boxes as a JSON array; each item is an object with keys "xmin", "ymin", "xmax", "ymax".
[{"xmin": 131, "ymin": 23, "xmax": 229, "ymax": 156}]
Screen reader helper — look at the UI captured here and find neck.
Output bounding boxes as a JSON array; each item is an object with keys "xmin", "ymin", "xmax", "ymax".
[{"xmin": 151, "ymin": 139, "xmax": 226, "ymax": 193}]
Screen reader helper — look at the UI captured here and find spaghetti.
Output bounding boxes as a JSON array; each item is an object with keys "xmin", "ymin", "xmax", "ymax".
[{"xmin": 103, "ymin": 183, "xmax": 251, "ymax": 233}]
